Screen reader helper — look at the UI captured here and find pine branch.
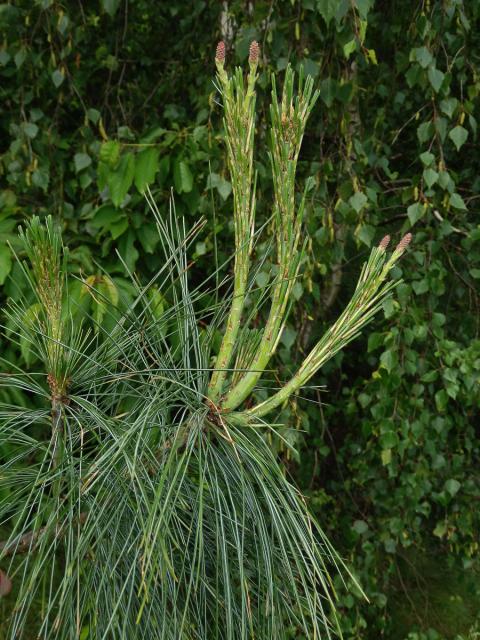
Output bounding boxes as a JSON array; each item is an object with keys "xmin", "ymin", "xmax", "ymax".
[
  {"xmin": 222, "ymin": 67, "xmax": 319, "ymax": 411},
  {"xmin": 207, "ymin": 42, "xmax": 259, "ymax": 402},
  {"xmin": 232, "ymin": 234, "xmax": 412, "ymax": 419}
]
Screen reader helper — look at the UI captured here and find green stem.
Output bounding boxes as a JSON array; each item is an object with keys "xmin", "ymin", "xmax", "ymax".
[
  {"xmin": 208, "ymin": 248, "xmax": 249, "ymax": 402},
  {"xmin": 221, "ymin": 266, "xmax": 289, "ymax": 410},
  {"xmin": 51, "ymin": 396, "xmax": 65, "ymax": 501}
]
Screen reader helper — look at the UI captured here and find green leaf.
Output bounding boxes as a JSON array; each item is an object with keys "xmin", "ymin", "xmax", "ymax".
[
  {"xmin": 101, "ymin": 0, "xmax": 121, "ymax": 16},
  {"xmin": 100, "ymin": 141, "xmax": 121, "ymax": 166},
  {"xmin": 316, "ymin": 0, "xmax": 339, "ymax": 24},
  {"xmin": 140, "ymin": 126, "xmax": 167, "ymax": 144},
  {"xmin": 421, "ymin": 370, "xmax": 438, "ymax": 383},
  {"xmin": 366, "ymin": 48, "xmax": 377, "ymax": 65},
  {"xmin": 352, "ymin": 520, "xmax": 368, "ymax": 534},
  {"xmin": 343, "ymin": 39, "xmax": 356, "ymax": 59},
  {"xmin": 439, "ymin": 97, "xmax": 458, "ymax": 119},
  {"xmin": 448, "ymin": 125, "xmax": 468, "ymax": 151},
  {"xmin": 412, "ymin": 279, "xmax": 429, "ymax": 295},
  {"xmin": 32, "ymin": 168, "xmax": 50, "ymax": 192},
  {"xmin": 87, "ymin": 108, "xmax": 101, "ymax": 124},
  {"xmin": 433, "ymin": 521, "xmax": 447, "ymax": 538},
  {"xmin": 368, "ymin": 332, "xmax": 384, "ymax": 352},
  {"xmin": 74, "ymin": 153, "xmax": 92, "ymax": 173},
  {"xmin": 0, "ymin": 244, "xmax": 12, "ymax": 285},
  {"xmin": 411, "ymin": 46, "xmax": 432, "ymax": 69},
  {"xmin": 417, "ymin": 121, "xmax": 433, "ymax": 143},
  {"xmin": 91, "ymin": 206, "xmax": 128, "ymax": 239},
  {"xmin": 108, "ymin": 153, "xmax": 135, "ymax": 207},
  {"xmin": 147, "ymin": 287, "xmax": 165, "ymax": 321},
  {"xmin": 435, "ymin": 116, "xmax": 447, "ymax": 142},
  {"xmin": 137, "ymin": 223, "xmax": 159, "ymax": 254},
  {"xmin": 380, "ymin": 350, "xmax": 398, "ymax": 373},
  {"xmin": 100, "ymin": 275, "xmax": 119, "ymax": 307},
  {"xmin": 207, "ymin": 173, "xmax": 232, "ymax": 200},
  {"xmin": 357, "ymin": 224, "xmax": 375, "ymax": 247},
  {"xmin": 356, "ymin": 0, "xmax": 374, "ymax": 19},
  {"xmin": 469, "ymin": 114, "xmax": 477, "ymax": 136},
  {"xmin": 427, "ymin": 67, "xmax": 444, "ymax": 93},
  {"xmin": 349, "ymin": 191, "xmax": 367, "ymax": 213},
  {"xmin": 80, "ymin": 627, "xmax": 90, "ymax": 640},
  {"xmin": 449, "ymin": 193, "xmax": 467, "ymax": 210},
  {"xmin": 14, "ymin": 48, "xmax": 26, "ymax": 69},
  {"xmin": 358, "ymin": 393, "xmax": 370, "ymax": 408},
  {"xmin": 438, "ymin": 170, "xmax": 453, "ymax": 191},
  {"xmin": 158, "ymin": 155, "xmax": 171, "ymax": 185},
  {"xmin": 174, "ymin": 160, "xmax": 193, "ymax": 194},
  {"xmin": 23, "ymin": 122, "xmax": 39, "ymax": 139},
  {"xmin": 92, "ymin": 297, "xmax": 106, "ymax": 327},
  {"xmin": 382, "ymin": 297, "xmax": 396, "ymax": 319},
  {"xmin": 379, "ymin": 431, "xmax": 399, "ymax": 449},
  {"xmin": 255, "ymin": 271, "xmax": 270, "ymax": 288},
  {"xmin": 444, "ymin": 479, "xmax": 461, "ymax": 497},
  {"xmin": 51, "ymin": 68, "xmax": 65, "ymax": 88},
  {"xmin": 109, "ymin": 217, "xmax": 129, "ymax": 240},
  {"xmin": 118, "ymin": 230, "xmax": 139, "ymax": 273},
  {"xmin": 407, "ymin": 202, "xmax": 424, "ymax": 225},
  {"xmin": 435, "ymin": 389, "xmax": 448, "ymax": 412},
  {"xmin": 92, "ymin": 204, "xmax": 121, "ymax": 228},
  {"xmin": 423, "ymin": 168, "xmax": 438, "ymax": 188},
  {"xmin": 134, "ymin": 147, "xmax": 160, "ymax": 193},
  {"xmin": 419, "ymin": 151, "xmax": 435, "ymax": 166},
  {"xmin": 381, "ymin": 449, "xmax": 392, "ymax": 466},
  {"xmin": 320, "ymin": 77, "xmax": 336, "ymax": 107}
]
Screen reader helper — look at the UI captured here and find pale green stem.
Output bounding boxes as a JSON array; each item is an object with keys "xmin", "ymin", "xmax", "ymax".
[
  {"xmin": 222, "ymin": 266, "xmax": 290, "ymax": 410},
  {"xmin": 51, "ymin": 397, "xmax": 65, "ymax": 500},
  {"xmin": 208, "ymin": 249, "xmax": 249, "ymax": 402}
]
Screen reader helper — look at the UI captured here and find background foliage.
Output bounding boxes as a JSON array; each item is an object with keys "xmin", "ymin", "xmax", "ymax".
[{"xmin": 1, "ymin": 0, "xmax": 479, "ymax": 637}]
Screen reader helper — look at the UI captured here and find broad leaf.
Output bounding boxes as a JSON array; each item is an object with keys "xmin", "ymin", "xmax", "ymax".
[
  {"xmin": 448, "ymin": 125, "xmax": 468, "ymax": 151},
  {"xmin": 428, "ymin": 67, "xmax": 444, "ymax": 93},
  {"xmin": 407, "ymin": 202, "xmax": 424, "ymax": 225},
  {"xmin": 74, "ymin": 152, "xmax": 92, "ymax": 173},
  {"xmin": 134, "ymin": 147, "xmax": 160, "ymax": 193},
  {"xmin": 174, "ymin": 159, "xmax": 193, "ymax": 194},
  {"xmin": 0, "ymin": 244, "xmax": 12, "ymax": 285},
  {"xmin": 108, "ymin": 153, "xmax": 135, "ymax": 207}
]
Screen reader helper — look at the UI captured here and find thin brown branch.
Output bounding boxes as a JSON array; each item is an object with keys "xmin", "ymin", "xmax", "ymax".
[{"xmin": 0, "ymin": 513, "xmax": 87, "ymax": 559}]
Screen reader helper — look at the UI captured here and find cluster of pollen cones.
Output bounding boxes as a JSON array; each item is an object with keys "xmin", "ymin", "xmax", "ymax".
[
  {"xmin": 216, "ymin": 40, "xmax": 260, "ymax": 64},
  {"xmin": 379, "ymin": 232, "xmax": 412, "ymax": 252}
]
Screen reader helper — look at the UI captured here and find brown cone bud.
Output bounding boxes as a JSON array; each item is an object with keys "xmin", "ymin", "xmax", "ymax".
[
  {"xmin": 249, "ymin": 40, "xmax": 260, "ymax": 64},
  {"xmin": 378, "ymin": 235, "xmax": 391, "ymax": 250},
  {"xmin": 395, "ymin": 232, "xmax": 413, "ymax": 253},
  {"xmin": 215, "ymin": 41, "xmax": 226, "ymax": 63}
]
